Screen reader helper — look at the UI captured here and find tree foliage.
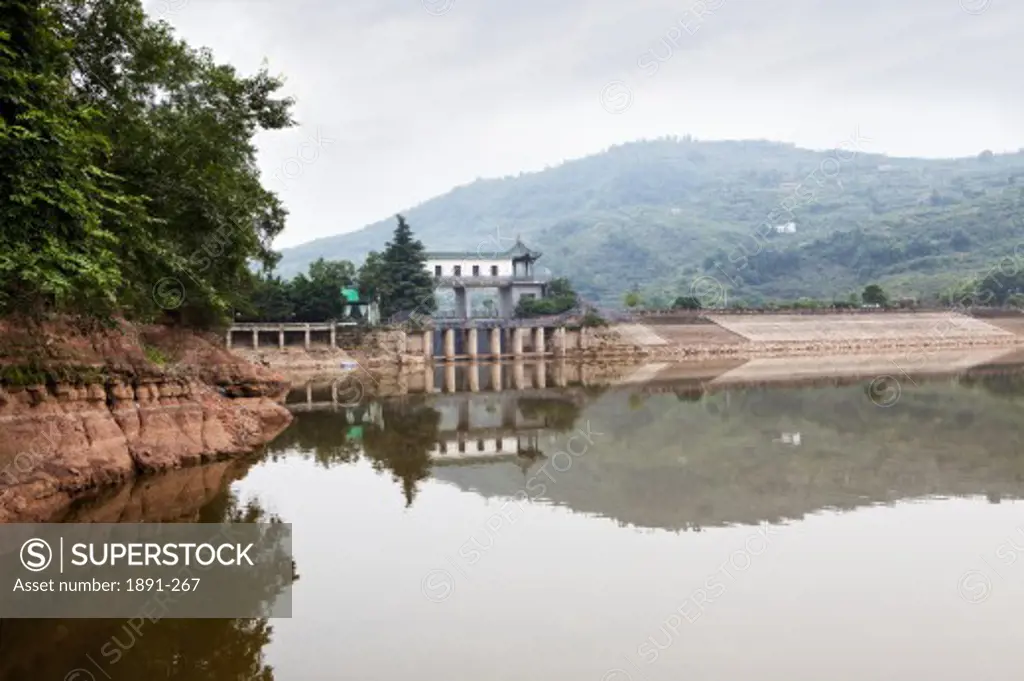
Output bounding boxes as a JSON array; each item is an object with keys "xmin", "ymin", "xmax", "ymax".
[
  {"xmin": 515, "ymin": 277, "xmax": 578, "ymax": 318},
  {"xmin": 375, "ymin": 215, "xmax": 436, "ymax": 321},
  {"xmin": 240, "ymin": 258, "xmax": 357, "ymax": 322},
  {"xmin": 0, "ymin": 0, "xmax": 144, "ymax": 315},
  {"xmin": 861, "ymin": 284, "xmax": 888, "ymax": 306},
  {"xmin": 672, "ymin": 296, "xmax": 702, "ymax": 309},
  {"xmin": 1, "ymin": 0, "xmax": 294, "ymax": 324}
]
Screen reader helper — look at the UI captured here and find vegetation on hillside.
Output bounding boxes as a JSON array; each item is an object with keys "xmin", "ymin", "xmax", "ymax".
[
  {"xmin": 1, "ymin": 0, "xmax": 292, "ymax": 324},
  {"xmin": 276, "ymin": 137, "xmax": 1024, "ymax": 307}
]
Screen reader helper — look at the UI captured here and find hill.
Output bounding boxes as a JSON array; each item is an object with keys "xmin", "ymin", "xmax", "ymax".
[{"xmin": 276, "ymin": 138, "xmax": 1024, "ymax": 306}]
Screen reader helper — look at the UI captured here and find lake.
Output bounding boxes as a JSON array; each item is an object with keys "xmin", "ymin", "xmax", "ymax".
[{"xmin": 2, "ymin": 361, "xmax": 1024, "ymax": 681}]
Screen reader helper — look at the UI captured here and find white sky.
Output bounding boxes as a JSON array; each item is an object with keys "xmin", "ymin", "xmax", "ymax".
[{"xmin": 150, "ymin": 0, "xmax": 1024, "ymax": 248}]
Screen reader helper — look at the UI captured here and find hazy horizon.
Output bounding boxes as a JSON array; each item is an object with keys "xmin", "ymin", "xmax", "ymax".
[{"xmin": 149, "ymin": 0, "xmax": 1024, "ymax": 248}]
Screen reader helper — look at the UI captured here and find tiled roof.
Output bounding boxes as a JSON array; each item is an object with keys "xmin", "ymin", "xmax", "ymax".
[{"xmin": 426, "ymin": 238, "xmax": 542, "ymax": 261}]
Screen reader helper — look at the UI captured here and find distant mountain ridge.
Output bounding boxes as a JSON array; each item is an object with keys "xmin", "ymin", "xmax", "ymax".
[{"xmin": 276, "ymin": 138, "xmax": 1024, "ymax": 305}]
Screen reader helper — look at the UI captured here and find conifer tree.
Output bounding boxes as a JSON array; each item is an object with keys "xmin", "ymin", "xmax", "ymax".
[{"xmin": 377, "ymin": 215, "xmax": 436, "ymax": 320}]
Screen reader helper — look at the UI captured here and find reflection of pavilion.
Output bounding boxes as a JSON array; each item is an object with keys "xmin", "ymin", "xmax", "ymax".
[{"xmin": 427, "ymin": 393, "xmax": 555, "ymax": 466}]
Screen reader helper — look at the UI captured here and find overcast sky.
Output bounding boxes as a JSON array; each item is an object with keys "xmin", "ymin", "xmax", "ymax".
[{"xmin": 151, "ymin": 0, "xmax": 1023, "ymax": 248}]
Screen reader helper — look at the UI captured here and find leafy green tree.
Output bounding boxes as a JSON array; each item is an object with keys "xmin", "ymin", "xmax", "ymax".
[
  {"xmin": 975, "ymin": 267, "xmax": 1024, "ymax": 306},
  {"xmin": 376, "ymin": 215, "xmax": 436, "ymax": 320},
  {"xmin": 0, "ymin": 0, "xmax": 145, "ymax": 315},
  {"xmin": 623, "ymin": 290, "xmax": 642, "ymax": 309},
  {"xmin": 357, "ymin": 250, "xmax": 385, "ymax": 302},
  {"xmin": 861, "ymin": 284, "xmax": 888, "ymax": 306},
  {"xmin": 1, "ymin": 0, "xmax": 294, "ymax": 325},
  {"xmin": 672, "ymin": 296, "xmax": 702, "ymax": 310},
  {"xmin": 241, "ymin": 272, "xmax": 294, "ymax": 322},
  {"xmin": 515, "ymin": 277, "xmax": 578, "ymax": 318},
  {"xmin": 241, "ymin": 259, "xmax": 355, "ymax": 322},
  {"xmin": 290, "ymin": 259, "xmax": 355, "ymax": 322}
]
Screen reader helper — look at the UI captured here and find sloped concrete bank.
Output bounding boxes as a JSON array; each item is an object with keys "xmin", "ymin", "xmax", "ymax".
[{"xmin": 0, "ymin": 320, "xmax": 293, "ymax": 523}]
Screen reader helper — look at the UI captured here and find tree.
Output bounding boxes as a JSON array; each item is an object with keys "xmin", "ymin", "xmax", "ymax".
[
  {"xmin": 672, "ymin": 296, "xmax": 701, "ymax": 310},
  {"xmin": 0, "ymin": 0, "xmax": 145, "ymax": 316},
  {"xmin": 376, "ymin": 215, "xmax": 436, "ymax": 320},
  {"xmin": 623, "ymin": 290, "xmax": 642, "ymax": 309},
  {"xmin": 290, "ymin": 258, "xmax": 355, "ymax": 321},
  {"xmin": 0, "ymin": 0, "xmax": 295, "ymax": 324},
  {"xmin": 241, "ymin": 272, "xmax": 294, "ymax": 322},
  {"xmin": 514, "ymin": 277, "xmax": 578, "ymax": 318},
  {"xmin": 241, "ymin": 258, "xmax": 356, "ymax": 322},
  {"xmin": 357, "ymin": 251, "xmax": 385, "ymax": 302},
  {"xmin": 861, "ymin": 284, "xmax": 888, "ymax": 306}
]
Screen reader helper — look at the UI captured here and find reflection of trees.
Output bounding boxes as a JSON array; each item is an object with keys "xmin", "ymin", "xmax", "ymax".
[
  {"xmin": 362, "ymin": 400, "xmax": 441, "ymax": 507},
  {"xmin": 265, "ymin": 409, "xmax": 364, "ymax": 467},
  {"xmin": 0, "ymin": 483, "xmax": 290, "ymax": 680},
  {"xmin": 516, "ymin": 397, "xmax": 582, "ymax": 431},
  {"xmin": 958, "ymin": 372, "xmax": 1024, "ymax": 400},
  {"xmin": 0, "ymin": 617, "xmax": 275, "ymax": 681}
]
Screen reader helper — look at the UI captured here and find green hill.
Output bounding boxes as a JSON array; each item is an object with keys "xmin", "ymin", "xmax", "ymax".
[{"xmin": 277, "ymin": 138, "xmax": 1024, "ymax": 305}]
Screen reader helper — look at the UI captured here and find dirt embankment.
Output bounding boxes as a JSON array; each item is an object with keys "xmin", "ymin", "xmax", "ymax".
[{"xmin": 0, "ymin": 319, "xmax": 293, "ymax": 523}]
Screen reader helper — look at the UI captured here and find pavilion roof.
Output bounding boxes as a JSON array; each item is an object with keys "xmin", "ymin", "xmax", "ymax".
[{"xmin": 426, "ymin": 238, "xmax": 542, "ymax": 261}]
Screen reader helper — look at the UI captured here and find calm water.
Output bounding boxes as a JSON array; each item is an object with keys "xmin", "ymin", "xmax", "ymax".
[{"xmin": 3, "ymin": 363, "xmax": 1024, "ymax": 680}]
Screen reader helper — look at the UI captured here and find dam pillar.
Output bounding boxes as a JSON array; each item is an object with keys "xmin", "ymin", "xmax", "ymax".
[
  {"xmin": 424, "ymin": 365, "xmax": 435, "ymax": 393},
  {"xmin": 423, "ymin": 330, "xmax": 433, "ymax": 361},
  {"xmin": 467, "ymin": 328, "xmax": 478, "ymax": 359},
  {"xmin": 554, "ymin": 327, "xmax": 566, "ymax": 356},
  {"xmin": 304, "ymin": 324, "xmax": 311, "ymax": 350},
  {"xmin": 252, "ymin": 329, "xmax": 259, "ymax": 349},
  {"xmin": 468, "ymin": 363, "xmax": 480, "ymax": 392},
  {"xmin": 512, "ymin": 328, "xmax": 524, "ymax": 357},
  {"xmin": 490, "ymin": 328, "xmax": 502, "ymax": 359},
  {"xmin": 330, "ymin": 324, "xmax": 336, "ymax": 349},
  {"xmin": 226, "ymin": 329, "xmax": 233, "ymax": 349},
  {"xmin": 491, "ymin": 363, "xmax": 503, "ymax": 392},
  {"xmin": 555, "ymin": 358, "xmax": 567, "ymax": 387},
  {"xmin": 279, "ymin": 327, "xmax": 285, "ymax": 350},
  {"xmin": 533, "ymin": 327, "xmax": 546, "ymax": 356},
  {"xmin": 443, "ymin": 329, "xmax": 455, "ymax": 360},
  {"xmin": 535, "ymin": 362, "xmax": 547, "ymax": 389}
]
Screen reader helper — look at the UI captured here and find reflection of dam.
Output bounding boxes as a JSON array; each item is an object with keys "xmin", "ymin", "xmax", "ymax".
[
  {"xmin": 285, "ymin": 347, "xmax": 1024, "ymax": 410},
  {"xmin": 283, "ymin": 380, "xmax": 580, "ymax": 469},
  {"xmin": 427, "ymin": 393, "xmax": 559, "ymax": 465}
]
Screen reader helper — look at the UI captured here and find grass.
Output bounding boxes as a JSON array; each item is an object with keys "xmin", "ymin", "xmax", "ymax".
[{"xmin": 142, "ymin": 344, "xmax": 170, "ymax": 366}]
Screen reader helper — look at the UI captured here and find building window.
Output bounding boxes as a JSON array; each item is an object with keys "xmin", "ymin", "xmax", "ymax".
[
  {"xmin": 453, "ymin": 265, "xmax": 461, "ymax": 276},
  {"xmin": 491, "ymin": 265, "xmax": 499, "ymax": 276},
  {"xmin": 472, "ymin": 265, "xmax": 480, "ymax": 276},
  {"xmin": 434, "ymin": 265, "xmax": 442, "ymax": 277}
]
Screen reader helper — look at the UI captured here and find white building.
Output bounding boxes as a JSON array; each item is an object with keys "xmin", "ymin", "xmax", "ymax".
[{"xmin": 425, "ymin": 238, "xmax": 548, "ymax": 319}]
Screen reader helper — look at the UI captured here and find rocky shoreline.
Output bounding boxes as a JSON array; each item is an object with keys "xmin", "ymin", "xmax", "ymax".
[{"xmin": 0, "ymin": 320, "xmax": 293, "ymax": 523}]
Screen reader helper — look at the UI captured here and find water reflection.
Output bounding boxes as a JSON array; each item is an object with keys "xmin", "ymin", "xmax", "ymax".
[
  {"xmin": 0, "ymin": 465, "xmax": 293, "ymax": 681},
  {"xmin": 272, "ymin": 392, "xmax": 585, "ymax": 506},
  {"xmin": 5, "ymin": 358, "xmax": 1024, "ymax": 681},
  {"xmin": 277, "ymin": 363, "xmax": 1024, "ymax": 529}
]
